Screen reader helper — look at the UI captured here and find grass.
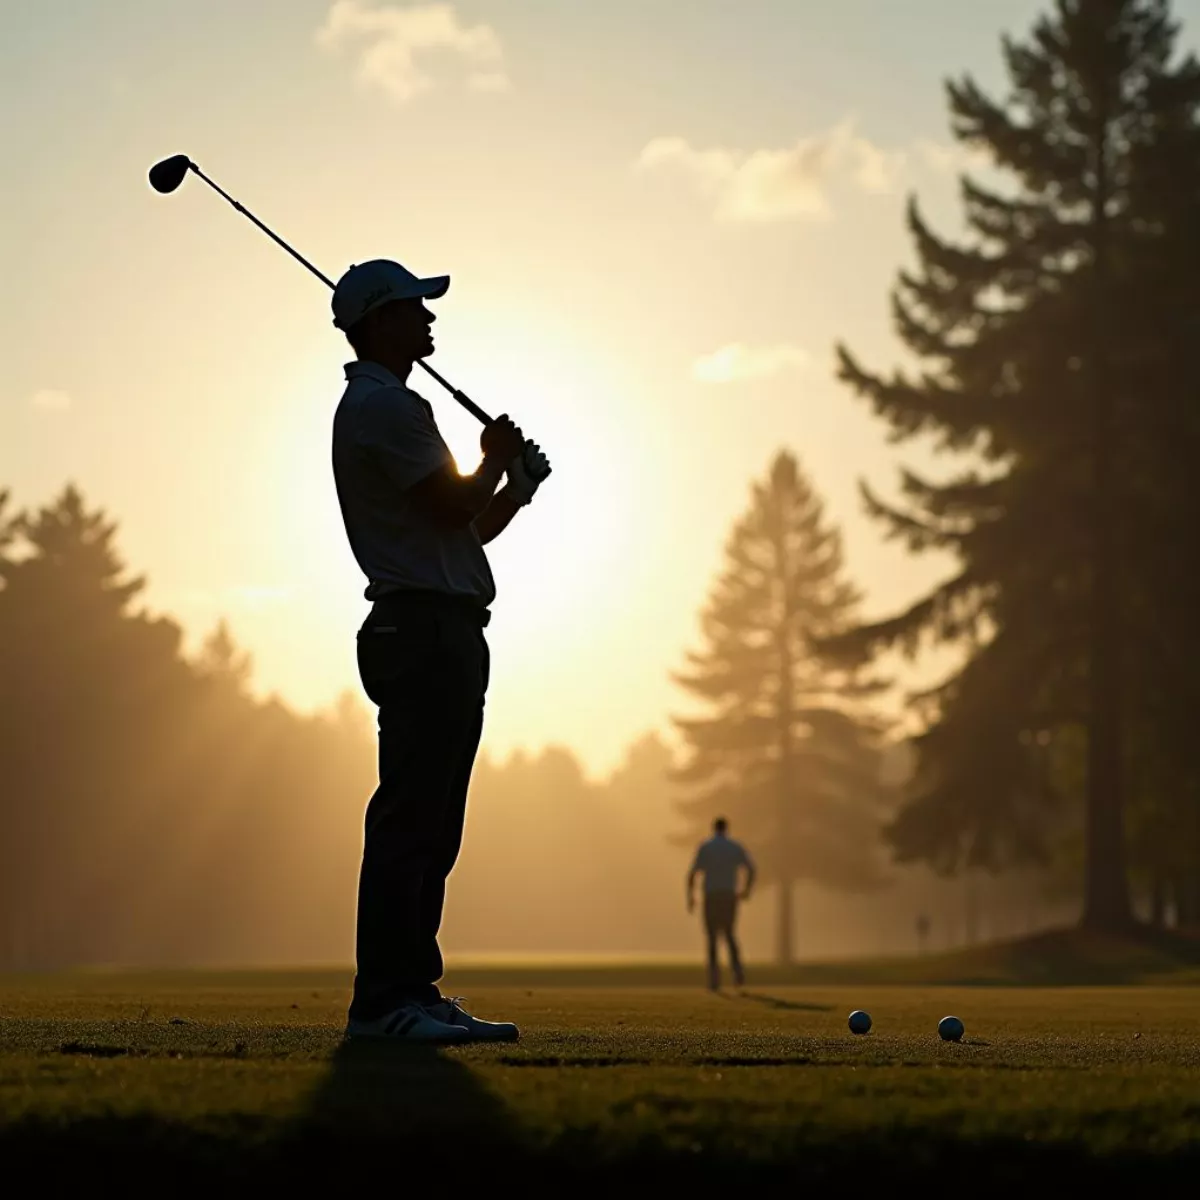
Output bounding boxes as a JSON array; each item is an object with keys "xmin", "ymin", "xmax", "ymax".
[{"xmin": 3, "ymin": 945, "xmax": 1200, "ymax": 1188}]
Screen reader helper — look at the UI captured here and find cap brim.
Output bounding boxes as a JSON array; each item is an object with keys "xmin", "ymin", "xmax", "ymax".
[{"xmin": 414, "ymin": 275, "xmax": 450, "ymax": 300}]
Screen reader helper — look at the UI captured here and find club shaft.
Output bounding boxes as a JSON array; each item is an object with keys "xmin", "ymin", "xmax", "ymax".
[
  {"xmin": 417, "ymin": 361, "xmax": 491, "ymax": 424},
  {"xmin": 190, "ymin": 164, "xmax": 335, "ymax": 288},
  {"xmin": 187, "ymin": 163, "xmax": 495, "ymax": 425}
]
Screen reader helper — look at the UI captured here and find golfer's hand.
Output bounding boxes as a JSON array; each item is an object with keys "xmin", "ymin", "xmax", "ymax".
[
  {"xmin": 522, "ymin": 440, "xmax": 552, "ymax": 484},
  {"xmin": 481, "ymin": 415, "xmax": 524, "ymax": 463},
  {"xmin": 502, "ymin": 441, "xmax": 551, "ymax": 505}
]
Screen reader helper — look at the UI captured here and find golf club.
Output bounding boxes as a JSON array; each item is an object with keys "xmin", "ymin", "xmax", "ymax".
[{"xmin": 149, "ymin": 154, "xmax": 549, "ymax": 480}]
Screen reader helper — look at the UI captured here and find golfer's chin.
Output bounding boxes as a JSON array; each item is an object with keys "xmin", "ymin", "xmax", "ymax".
[{"xmin": 418, "ymin": 338, "xmax": 435, "ymax": 359}]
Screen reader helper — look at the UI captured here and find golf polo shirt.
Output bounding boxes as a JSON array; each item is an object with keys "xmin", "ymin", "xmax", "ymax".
[
  {"xmin": 691, "ymin": 835, "xmax": 754, "ymax": 894},
  {"xmin": 332, "ymin": 360, "xmax": 497, "ymax": 606}
]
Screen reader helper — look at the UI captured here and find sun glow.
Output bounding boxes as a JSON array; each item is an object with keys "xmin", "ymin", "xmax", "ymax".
[
  {"xmin": 264, "ymin": 325, "xmax": 640, "ymax": 707},
  {"xmin": 433, "ymin": 330, "xmax": 635, "ymax": 663}
]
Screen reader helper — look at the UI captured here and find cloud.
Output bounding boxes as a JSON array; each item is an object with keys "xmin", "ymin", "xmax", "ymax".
[
  {"xmin": 30, "ymin": 389, "xmax": 72, "ymax": 411},
  {"xmin": 852, "ymin": 137, "xmax": 907, "ymax": 194},
  {"xmin": 315, "ymin": 1, "xmax": 508, "ymax": 103},
  {"xmin": 638, "ymin": 119, "xmax": 905, "ymax": 223},
  {"xmin": 691, "ymin": 343, "xmax": 811, "ymax": 384}
]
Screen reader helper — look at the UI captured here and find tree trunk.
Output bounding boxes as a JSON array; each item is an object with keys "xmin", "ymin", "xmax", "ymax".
[
  {"xmin": 1082, "ymin": 111, "xmax": 1133, "ymax": 933},
  {"xmin": 1082, "ymin": 573, "xmax": 1132, "ymax": 931},
  {"xmin": 776, "ymin": 876, "xmax": 793, "ymax": 965}
]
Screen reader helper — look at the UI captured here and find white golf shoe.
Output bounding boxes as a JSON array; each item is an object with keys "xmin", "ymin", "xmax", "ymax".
[
  {"xmin": 345, "ymin": 1002, "xmax": 471, "ymax": 1043},
  {"xmin": 425, "ymin": 996, "xmax": 520, "ymax": 1042}
]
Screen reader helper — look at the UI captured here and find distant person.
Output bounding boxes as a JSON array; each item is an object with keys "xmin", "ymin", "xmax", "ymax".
[
  {"xmin": 330, "ymin": 260, "xmax": 550, "ymax": 1042},
  {"xmin": 687, "ymin": 817, "xmax": 756, "ymax": 991}
]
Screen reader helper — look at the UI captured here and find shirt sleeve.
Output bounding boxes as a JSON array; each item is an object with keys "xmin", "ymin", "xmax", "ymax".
[{"xmin": 358, "ymin": 385, "xmax": 452, "ymax": 493}]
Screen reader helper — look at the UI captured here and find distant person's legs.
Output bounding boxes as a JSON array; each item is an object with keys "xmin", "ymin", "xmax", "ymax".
[
  {"xmin": 704, "ymin": 891, "xmax": 738, "ymax": 990},
  {"xmin": 350, "ymin": 598, "xmax": 489, "ymax": 1021},
  {"xmin": 724, "ymin": 900, "xmax": 745, "ymax": 987},
  {"xmin": 702, "ymin": 893, "xmax": 721, "ymax": 989}
]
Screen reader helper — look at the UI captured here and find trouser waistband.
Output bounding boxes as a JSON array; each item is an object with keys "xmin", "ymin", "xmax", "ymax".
[{"xmin": 368, "ymin": 589, "xmax": 491, "ymax": 628}]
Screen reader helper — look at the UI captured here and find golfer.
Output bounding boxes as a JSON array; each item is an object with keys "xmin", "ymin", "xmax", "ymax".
[
  {"xmin": 330, "ymin": 259, "xmax": 549, "ymax": 1042},
  {"xmin": 687, "ymin": 817, "xmax": 756, "ymax": 991}
]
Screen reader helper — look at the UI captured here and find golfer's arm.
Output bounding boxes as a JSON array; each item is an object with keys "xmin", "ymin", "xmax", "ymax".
[
  {"xmin": 408, "ymin": 457, "xmax": 507, "ymax": 528},
  {"xmin": 472, "ymin": 491, "xmax": 522, "ymax": 545}
]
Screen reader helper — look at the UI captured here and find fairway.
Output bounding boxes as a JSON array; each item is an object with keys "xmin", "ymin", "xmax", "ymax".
[{"xmin": 2, "ymin": 970, "xmax": 1199, "ymax": 1187}]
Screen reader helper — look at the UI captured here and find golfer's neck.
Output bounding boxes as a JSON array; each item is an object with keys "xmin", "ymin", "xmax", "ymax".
[{"xmin": 362, "ymin": 351, "xmax": 415, "ymax": 384}]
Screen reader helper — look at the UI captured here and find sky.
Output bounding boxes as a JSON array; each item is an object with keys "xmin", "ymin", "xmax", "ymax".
[{"xmin": 6, "ymin": 0, "xmax": 1200, "ymax": 779}]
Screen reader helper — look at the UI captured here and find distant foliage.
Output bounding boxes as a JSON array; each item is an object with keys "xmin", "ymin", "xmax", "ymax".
[{"xmin": 0, "ymin": 485, "xmax": 373, "ymax": 968}]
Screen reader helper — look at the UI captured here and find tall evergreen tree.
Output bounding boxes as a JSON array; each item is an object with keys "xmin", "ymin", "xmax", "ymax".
[
  {"xmin": 833, "ymin": 0, "xmax": 1200, "ymax": 930},
  {"xmin": 670, "ymin": 452, "xmax": 891, "ymax": 964}
]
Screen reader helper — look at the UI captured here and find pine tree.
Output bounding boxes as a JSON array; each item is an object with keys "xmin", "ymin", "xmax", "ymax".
[
  {"xmin": 670, "ymin": 452, "xmax": 891, "ymax": 964},
  {"xmin": 833, "ymin": 0, "xmax": 1200, "ymax": 930}
]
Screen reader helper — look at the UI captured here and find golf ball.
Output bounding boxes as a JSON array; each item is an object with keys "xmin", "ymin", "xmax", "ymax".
[
  {"xmin": 938, "ymin": 1015, "xmax": 965, "ymax": 1042},
  {"xmin": 848, "ymin": 1010, "xmax": 872, "ymax": 1035}
]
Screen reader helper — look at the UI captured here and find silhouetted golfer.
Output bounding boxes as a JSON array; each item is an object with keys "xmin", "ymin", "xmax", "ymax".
[
  {"xmin": 687, "ymin": 817, "xmax": 756, "ymax": 991},
  {"xmin": 330, "ymin": 259, "xmax": 549, "ymax": 1042}
]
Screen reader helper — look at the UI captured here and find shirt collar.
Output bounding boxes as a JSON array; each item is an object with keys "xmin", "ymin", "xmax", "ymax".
[{"xmin": 344, "ymin": 360, "xmax": 406, "ymax": 388}]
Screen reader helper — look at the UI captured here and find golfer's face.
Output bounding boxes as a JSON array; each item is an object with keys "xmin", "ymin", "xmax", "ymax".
[{"xmin": 380, "ymin": 298, "xmax": 435, "ymax": 359}]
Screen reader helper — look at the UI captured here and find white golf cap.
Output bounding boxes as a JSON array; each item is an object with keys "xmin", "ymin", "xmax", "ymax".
[{"xmin": 331, "ymin": 259, "xmax": 450, "ymax": 330}]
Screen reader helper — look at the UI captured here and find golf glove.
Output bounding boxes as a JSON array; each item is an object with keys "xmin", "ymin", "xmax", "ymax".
[{"xmin": 502, "ymin": 441, "xmax": 550, "ymax": 506}]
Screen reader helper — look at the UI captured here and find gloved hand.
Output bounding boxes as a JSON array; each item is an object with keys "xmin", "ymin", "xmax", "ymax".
[
  {"xmin": 480, "ymin": 414, "xmax": 525, "ymax": 463},
  {"xmin": 501, "ymin": 440, "xmax": 551, "ymax": 505}
]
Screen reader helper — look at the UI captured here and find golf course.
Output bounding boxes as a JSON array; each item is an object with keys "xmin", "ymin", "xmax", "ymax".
[{"xmin": 3, "ymin": 931, "xmax": 1198, "ymax": 1188}]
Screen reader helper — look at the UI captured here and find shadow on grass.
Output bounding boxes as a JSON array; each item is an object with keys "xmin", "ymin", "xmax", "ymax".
[
  {"xmin": 294, "ymin": 1036, "xmax": 524, "ymax": 1160},
  {"xmin": 736, "ymin": 991, "xmax": 834, "ymax": 1013},
  {"xmin": 0, "ymin": 1037, "xmax": 530, "ymax": 1186}
]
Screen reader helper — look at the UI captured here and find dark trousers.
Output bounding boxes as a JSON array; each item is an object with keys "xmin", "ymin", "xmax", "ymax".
[
  {"xmin": 350, "ymin": 593, "xmax": 490, "ymax": 1020},
  {"xmin": 704, "ymin": 891, "xmax": 744, "ymax": 988}
]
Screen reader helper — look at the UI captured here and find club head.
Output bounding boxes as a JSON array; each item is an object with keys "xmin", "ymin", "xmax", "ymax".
[{"xmin": 148, "ymin": 154, "xmax": 194, "ymax": 194}]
